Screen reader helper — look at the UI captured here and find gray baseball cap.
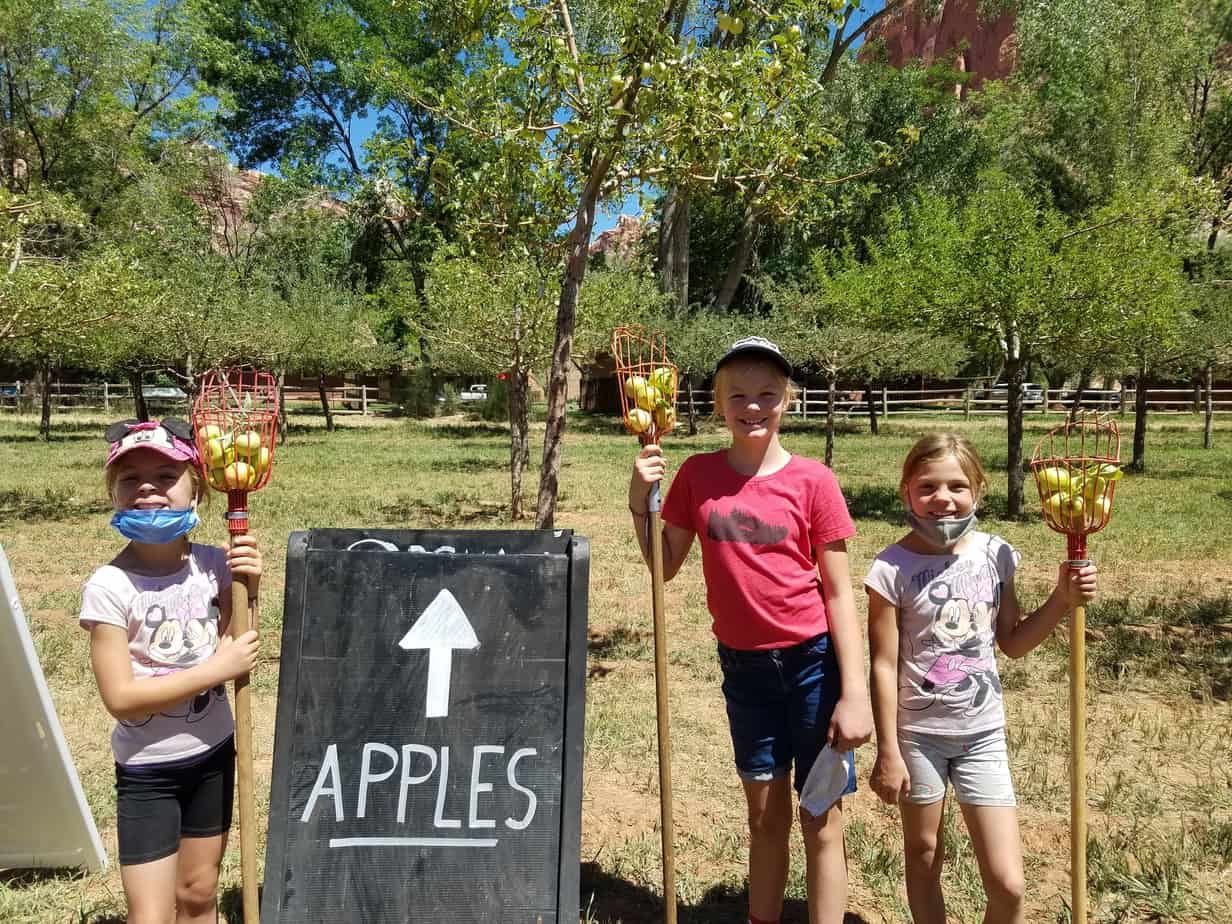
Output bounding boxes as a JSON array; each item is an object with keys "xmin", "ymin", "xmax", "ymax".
[{"xmin": 715, "ymin": 335, "xmax": 792, "ymax": 377}]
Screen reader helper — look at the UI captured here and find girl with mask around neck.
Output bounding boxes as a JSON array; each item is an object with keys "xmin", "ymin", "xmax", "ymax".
[
  {"xmin": 864, "ymin": 432, "xmax": 1096, "ymax": 924},
  {"xmin": 79, "ymin": 418, "xmax": 261, "ymax": 924}
]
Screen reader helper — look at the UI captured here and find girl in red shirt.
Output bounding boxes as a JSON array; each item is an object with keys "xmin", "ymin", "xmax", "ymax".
[{"xmin": 629, "ymin": 337, "xmax": 873, "ymax": 924}]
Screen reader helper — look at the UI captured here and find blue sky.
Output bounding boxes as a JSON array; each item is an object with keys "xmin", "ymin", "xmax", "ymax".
[{"xmin": 315, "ymin": 3, "xmax": 886, "ymax": 238}]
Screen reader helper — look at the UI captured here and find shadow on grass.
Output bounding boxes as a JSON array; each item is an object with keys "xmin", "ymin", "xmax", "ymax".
[
  {"xmin": 0, "ymin": 867, "xmax": 88, "ymax": 888},
  {"xmin": 428, "ymin": 456, "xmax": 507, "ymax": 473},
  {"xmin": 0, "ymin": 487, "xmax": 112, "ymax": 521},
  {"xmin": 1086, "ymin": 594, "xmax": 1232, "ymax": 700},
  {"xmin": 843, "ymin": 486, "xmax": 903, "ymax": 524},
  {"xmin": 581, "ymin": 863, "xmax": 871, "ymax": 924},
  {"xmin": 1, "ymin": 429, "xmax": 98, "ymax": 443},
  {"xmin": 378, "ymin": 492, "xmax": 509, "ymax": 527},
  {"xmin": 568, "ymin": 412, "xmax": 630, "ymax": 436},
  {"xmin": 589, "ymin": 625, "xmax": 650, "ymax": 661},
  {"xmin": 423, "ymin": 422, "xmax": 510, "ymax": 440}
]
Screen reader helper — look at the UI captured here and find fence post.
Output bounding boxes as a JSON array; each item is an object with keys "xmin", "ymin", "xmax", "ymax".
[
  {"xmin": 1119, "ymin": 389, "xmax": 1127, "ymax": 417},
  {"xmin": 963, "ymin": 386, "xmax": 971, "ymax": 420},
  {"xmin": 362, "ymin": 384, "xmax": 369, "ymax": 416},
  {"xmin": 103, "ymin": 382, "xmax": 110, "ymax": 413},
  {"xmin": 800, "ymin": 386, "xmax": 807, "ymax": 419},
  {"xmin": 881, "ymin": 387, "xmax": 889, "ymax": 418}
]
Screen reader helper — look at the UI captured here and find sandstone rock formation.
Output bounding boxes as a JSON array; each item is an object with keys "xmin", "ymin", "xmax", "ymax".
[{"xmin": 861, "ymin": 0, "xmax": 1018, "ymax": 94}]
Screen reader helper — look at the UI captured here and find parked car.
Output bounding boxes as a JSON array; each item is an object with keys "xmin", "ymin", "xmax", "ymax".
[
  {"xmin": 141, "ymin": 385, "xmax": 188, "ymax": 401},
  {"xmin": 459, "ymin": 384, "xmax": 489, "ymax": 403},
  {"xmin": 987, "ymin": 381, "xmax": 1045, "ymax": 407}
]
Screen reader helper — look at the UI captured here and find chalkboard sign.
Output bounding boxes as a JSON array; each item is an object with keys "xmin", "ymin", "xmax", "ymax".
[{"xmin": 262, "ymin": 529, "xmax": 589, "ymax": 924}]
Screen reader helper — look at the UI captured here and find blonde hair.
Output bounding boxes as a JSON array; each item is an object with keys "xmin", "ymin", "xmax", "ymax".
[
  {"xmin": 900, "ymin": 432, "xmax": 988, "ymax": 503},
  {"xmin": 712, "ymin": 358, "xmax": 798, "ymax": 420},
  {"xmin": 105, "ymin": 458, "xmax": 207, "ymax": 508}
]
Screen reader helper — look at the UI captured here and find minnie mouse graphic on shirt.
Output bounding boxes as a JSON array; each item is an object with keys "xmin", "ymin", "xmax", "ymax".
[
  {"xmin": 908, "ymin": 559, "xmax": 1003, "ymax": 717},
  {"xmin": 120, "ymin": 585, "xmax": 225, "ymax": 728}
]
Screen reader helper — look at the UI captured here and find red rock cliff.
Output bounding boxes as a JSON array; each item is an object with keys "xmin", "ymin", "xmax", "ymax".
[{"xmin": 861, "ymin": 0, "xmax": 1018, "ymax": 93}]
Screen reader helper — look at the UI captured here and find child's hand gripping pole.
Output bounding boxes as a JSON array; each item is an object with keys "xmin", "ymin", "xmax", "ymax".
[
  {"xmin": 193, "ymin": 369, "xmax": 279, "ymax": 924},
  {"xmin": 613, "ymin": 327, "xmax": 678, "ymax": 924},
  {"xmin": 1030, "ymin": 414, "xmax": 1121, "ymax": 924}
]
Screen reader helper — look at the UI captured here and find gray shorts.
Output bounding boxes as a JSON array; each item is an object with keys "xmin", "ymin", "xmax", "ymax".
[{"xmin": 900, "ymin": 727, "xmax": 1016, "ymax": 807}]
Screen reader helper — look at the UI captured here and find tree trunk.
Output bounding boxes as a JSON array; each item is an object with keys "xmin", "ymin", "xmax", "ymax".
[
  {"xmin": 1130, "ymin": 369, "xmax": 1148, "ymax": 472},
  {"xmin": 534, "ymin": 0, "xmax": 682, "ymax": 527},
  {"xmin": 1068, "ymin": 367, "xmax": 1091, "ymax": 423},
  {"xmin": 713, "ymin": 197, "xmax": 763, "ymax": 313},
  {"xmin": 1204, "ymin": 361, "xmax": 1214, "ymax": 450},
  {"xmin": 38, "ymin": 361, "xmax": 52, "ymax": 441},
  {"xmin": 318, "ymin": 376, "xmax": 335, "ymax": 433},
  {"xmin": 1003, "ymin": 356, "xmax": 1026, "ymax": 518},
  {"xmin": 657, "ymin": 187, "xmax": 690, "ymax": 310},
  {"xmin": 535, "ymin": 152, "xmax": 620, "ymax": 527},
  {"xmin": 276, "ymin": 369, "xmax": 288, "ymax": 444},
  {"xmin": 824, "ymin": 374, "xmax": 836, "ymax": 468},
  {"xmin": 1202, "ymin": 359, "xmax": 1212, "ymax": 450},
  {"xmin": 865, "ymin": 380, "xmax": 878, "ymax": 435},
  {"xmin": 128, "ymin": 368, "xmax": 149, "ymax": 422},
  {"xmin": 686, "ymin": 374, "xmax": 698, "ymax": 436},
  {"xmin": 509, "ymin": 365, "xmax": 531, "ymax": 521}
]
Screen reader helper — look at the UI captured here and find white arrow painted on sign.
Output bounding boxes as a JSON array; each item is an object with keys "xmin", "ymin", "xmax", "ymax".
[{"xmin": 398, "ymin": 589, "xmax": 480, "ymax": 718}]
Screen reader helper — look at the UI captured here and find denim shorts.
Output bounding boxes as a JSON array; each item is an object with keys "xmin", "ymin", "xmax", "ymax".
[
  {"xmin": 718, "ymin": 633, "xmax": 857, "ymax": 798},
  {"xmin": 900, "ymin": 727, "xmax": 1016, "ymax": 807}
]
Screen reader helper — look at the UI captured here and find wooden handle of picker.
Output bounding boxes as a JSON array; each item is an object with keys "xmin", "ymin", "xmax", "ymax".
[
  {"xmin": 230, "ymin": 566, "xmax": 259, "ymax": 924},
  {"xmin": 1070, "ymin": 599, "xmax": 1087, "ymax": 924},
  {"xmin": 647, "ymin": 479, "xmax": 677, "ymax": 924}
]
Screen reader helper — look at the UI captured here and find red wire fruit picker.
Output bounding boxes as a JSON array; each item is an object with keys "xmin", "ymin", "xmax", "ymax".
[
  {"xmin": 612, "ymin": 325, "xmax": 679, "ymax": 924},
  {"xmin": 1029, "ymin": 411, "xmax": 1121, "ymax": 924},
  {"xmin": 191, "ymin": 368, "xmax": 279, "ymax": 924}
]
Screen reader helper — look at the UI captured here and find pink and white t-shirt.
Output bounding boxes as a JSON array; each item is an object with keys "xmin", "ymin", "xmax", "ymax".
[
  {"xmin": 79, "ymin": 544, "xmax": 234, "ymax": 767},
  {"xmin": 661, "ymin": 451, "xmax": 856, "ymax": 650},
  {"xmin": 864, "ymin": 532, "xmax": 1019, "ymax": 737}
]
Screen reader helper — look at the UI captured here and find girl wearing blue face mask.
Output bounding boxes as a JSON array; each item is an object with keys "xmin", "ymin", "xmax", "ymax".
[
  {"xmin": 865, "ymin": 432, "xmax": 1097, "ymax": 924},
  {"xmin": 79, "ymin": 418, "xmax": 262, "ymax": 924}
]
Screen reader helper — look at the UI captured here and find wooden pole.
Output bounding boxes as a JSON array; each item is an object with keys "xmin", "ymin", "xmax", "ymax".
[
  {"xmin": 1067, "ymin": 538, "xmax": 1088, "ymax": 924},
  {"xmin": 647, "ymin": 480, "xmax": 677, "ymax": 924},
  {"xmin": 227, "ymin": 504, "xmax": 260, "ymax": 924}
]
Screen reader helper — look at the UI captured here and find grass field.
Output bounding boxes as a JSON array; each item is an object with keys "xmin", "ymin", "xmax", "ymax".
[{"xmin": 1, "ymin": 408, "xmax": 1230, "ymax": 923}]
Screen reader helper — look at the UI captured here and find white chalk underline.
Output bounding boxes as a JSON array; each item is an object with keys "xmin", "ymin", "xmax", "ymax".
[{"xmin": 328, "ymin": 837, "xmax": 499, "ymax": 849}]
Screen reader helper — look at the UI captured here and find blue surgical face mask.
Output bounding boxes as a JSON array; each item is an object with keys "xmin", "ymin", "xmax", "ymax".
[
  {"xmin": 110, "ymin": 508, "xmax": 200, "ymax": 544},
  {"xmin": 906, "ymin": 510, "xmax": 978, "ymax": 551}
]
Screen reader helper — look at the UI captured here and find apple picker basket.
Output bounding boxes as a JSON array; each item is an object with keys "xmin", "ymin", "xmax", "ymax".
[
  {"xmin": 612, "ymin": 326, "xmax": 679, "ymax": 924},
  {"xmin": 1028, "ymin": 412, "xmax": 1122, "ymax": 924},
  {"xmin": 191, "ymin": 368, "xmax": 279, "ymax": 924}
]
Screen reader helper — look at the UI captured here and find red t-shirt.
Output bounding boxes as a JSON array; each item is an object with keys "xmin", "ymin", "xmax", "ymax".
[{"xmin": 661, "ymin": 451, "xmax": 856, "ymax": 650}]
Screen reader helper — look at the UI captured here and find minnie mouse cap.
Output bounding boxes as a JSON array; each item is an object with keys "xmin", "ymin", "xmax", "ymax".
[
  {"xmin": 715, "ymin": 335, "xmax": 792, "ymax": 377},
  {"xmin": 105, "ymin": 419, "xmax": 199, "ymax": 468}
]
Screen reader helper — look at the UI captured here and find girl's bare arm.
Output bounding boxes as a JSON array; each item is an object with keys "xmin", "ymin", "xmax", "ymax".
[{"xmin": 89, "ymin": 623, "xmax": 258, "ymax": 721}]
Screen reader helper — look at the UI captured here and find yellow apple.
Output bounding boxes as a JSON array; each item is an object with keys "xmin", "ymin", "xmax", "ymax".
[
  {"xmin": 1036, "ymin": 466, "xmax": 1070, "ymax": 494},
  {"xmin": 1044, "ymin": 491, "xmax": 1084, "ymax": 522},
  {"xmin": 234, "ymin": 430, "xmax": 261, "ymax": 456},
  {"xmin": 206, "ymin": 467, "xmax": 227, "ymax": 491},
  {"xmin": 636, "ymin": 383, "xmax": 662, "ymax": 411},
  {"xmin": 224, "ymin": 461, "xmax": 255, "ymax": 490},
  {"xmin": 626, "ymin": 408, "xmax": 653, "ymax": 434},
  {"xmin": 198, "ymin": 424, "xmax": 222, "ymax": 442},
  {"xmin": 204, "ymin": 437, "xmax": 227, "ymax": 468},
  {"xmin": 251, "ymin": 446, "xmax": 271, "ymax": 477},
  {"xmin": 653, "ymin": 404, "xmax": 676, "ymax": 431},
  {"xmin": 624, "ymin": 375, "xmax": 648, "ymax": 401}
]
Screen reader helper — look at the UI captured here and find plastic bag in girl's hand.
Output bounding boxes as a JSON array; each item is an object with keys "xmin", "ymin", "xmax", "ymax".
[{"xmin": 799, "ymin": 746, "xmax": 852, "ymax": 818}]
